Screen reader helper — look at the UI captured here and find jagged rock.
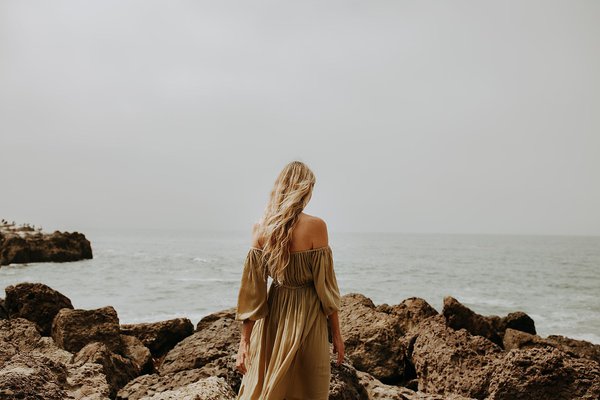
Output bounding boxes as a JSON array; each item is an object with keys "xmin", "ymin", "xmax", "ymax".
[
  {"xmin": 329, "ymin": 355, "xmax": 369, "ymax": 400},
  {"xmin": 5, "ymin": 282, "xmax": 74, "ymax": 335},
  {"xmin": 66, "ymin": 362, "xmax": 111, "ymax": 400},
  {"xmin": 0, "ymin": 317, "xmax": 42, "ymax": 366},
  {"xmin": 0, "ymin": 298, "xmax": 7, "ymax": 319},
  {"xmin": 117, "ymin": 368, "xmax": 233, "ymax": 400},
  {"xmin": 339, "ymin": 293, "xmax": 406, "ymax": 383},
  {"xmin": 504, "ymin": 328, "xmax": 600, "ymax": 364},
  {"xmin": 409, "ymin": 315, "xmax": 503, "ymax": 399},
  {"xmin": 442, "ymin": 296, "xmax": 535, "ymax": 347},
  {"xmin": 356, "ymin": 370, "xmax": 476, "ymax": 399},
  {"xmin": 545, "ymin": 334, "xmax": 600, "ymax": 365},
  {"xmin": 0, "ymin": 229, "xmax": 92, "ymax": 266},
  {"xmin": 376, "ymin": 297, "xmax": 439, "ymax": 335},
  {"xmin": 0, "ymin": 353, "xmax": 68, "ymax": 400},
  {"xmin": 487, "ymin": 347, "xmax": 600, "ymax": 400},
  {"xmin": 136, "ymin": 376, "xmax": 236, "ymax": 400},
  {"xmin": 120, "ymin": 317, "xmax": 194, "ymax": 358},
  {"xmin": 121, "ymin": 334, "xmax": 153, "ymax": 375},
  {"xmin": 159, "ymin": 308, "xmax": 240, "ymax": 376},
  {"xmin": 73, "ymin": 342, "xmax": 139, "ymax": 398},
  {"xmin": 52, "ymin": 306, "xmax": 123, "ymax": 354}
]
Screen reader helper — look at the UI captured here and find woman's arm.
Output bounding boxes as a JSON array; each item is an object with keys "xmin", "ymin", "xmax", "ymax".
[
  {"xmin": 236, "ymin": 319, "xmax": 255, "ymax": 375},
  {"xmin": 328, "ymin": 310, "xmax": 345, "ymax": 365}
]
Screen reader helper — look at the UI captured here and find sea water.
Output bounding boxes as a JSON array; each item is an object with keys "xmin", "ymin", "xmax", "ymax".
[{"xmin": 1, "ymin": 229, "xmax": 598, "ymax": 344}]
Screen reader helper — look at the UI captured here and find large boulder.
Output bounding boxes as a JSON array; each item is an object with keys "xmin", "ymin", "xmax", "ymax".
[
  {"xmin": 487, "ymin": 347, "xmax": 600, "ymax": 400},
  {"xmin": 117, "ymin": 368, "xmax": 234, "ymax": 400},
  {"xmin": 0, "ymin": 353, "xmax": 68, "ymax": 400},
  {"xmin": 121, "ymin": 334, "xmax": 153, "ymax": 375},
  {"xmin": 376, "ymin": 297, "xmax": 439, "ymax": 335},
  {"xmin": 5, "ymin": 282, "xmax": 74, "ymax": 335},
  {"xmin": 0, "ymin": 230, "xmax": 93, "ymax": 266},
  {"xmin": 0, "ymin": 317, "xmax": 42, "ymax": 366},
  {"xmin": 158, "ymin": 308, "xmax": 242, "ymax": 391},
  {"xmin": 442, "ymin": 296, "xmax": 535, "ymax": 346},
  {"xmin": 52, "ymin": 306, "xmax": 123, "ymax": 354},
  {"xmin": 120, "ymin": 317, "xmax": 194, "ymax": 358},
  {"xmin": 73, "ymin": 342, "xmax": 138, "ymax": 398},
  {"xmin": 408, "ymin": 315, "xmax": 503, "ymax": 399},
  {"xmin": 339, "ymin": 293, "xmax": 407, "ymax": 383},
  {"xmin": 504, "ymin": 328, "xmax": 600, "ymax": 364}
]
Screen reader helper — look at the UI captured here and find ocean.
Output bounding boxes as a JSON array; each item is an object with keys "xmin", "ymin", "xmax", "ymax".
[{"xmin": 1, "ymin": 229, "xmax": 598, "ymax": 344}]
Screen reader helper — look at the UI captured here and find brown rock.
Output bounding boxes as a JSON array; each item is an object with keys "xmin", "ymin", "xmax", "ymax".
[
  {"xmin": 65, "ymin": 362, "xmax": 111, "ymax": 400},
  {"xmin": 0, "ymin": 353, "xmax": 68, "ymax": 400},
  {"xmin": 5, "ymin": 282, "xmax": 74, "ymax": 335},
  {"xmin": 117, "ymin": 368, "xmax": 234, "ymax": 400},
  {"xmin": 487, "ymin": 347, "xmax": 600, "ymax": 400},
  {"xmin": 0, "ymin": 298, "xmax": 7, "ymax": 319},
  {"xmin": 121, "ymin": 334, "xmax": 153, "ymax": 375},
  {"xmin": 409, "ymin": 315, "xmax": 503, "ymax": 399},
  {"xmin": 52, "ymin": 306, "xmax": 123, "ymax": 354},
  {"xmin": 442, "ymin": 297, "xmax": 535, "ymax": 347},
  {"xmin": 73, "ymin": 341, "xmax": 138, "ymax": 398},
  {"xmin": 0, "ymin": 229, "xmax": 93, "ymax": 266},
  {"xmin": 339, "ymin": 293, "xmax": 407, "ymax": 383},
  {"xmin": 376, "ymin": 297, "xmax": 439, "ymax": 335},
  {"xmin": 0, "ymin": 317, "xmax": 42, "ymax": 367},
  {"xmin": 120, "ymin": 317, "xmax": 194, "ymax": 358}
]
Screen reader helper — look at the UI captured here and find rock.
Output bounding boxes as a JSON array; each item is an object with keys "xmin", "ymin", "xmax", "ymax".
[
  {"xmin": 120, "ymin": 317, "xmax": 194, "ymax": 358},
  {"xmin": 66, "ymin": 362, "xmax": 112, "ymax": 400},
  {"xmin": 0, "ymin": 298, "xmax": 7, "ymax": 319},
  {"xmin": 136, "ymin": 376, "xmax": 236, "ymax": 400},
  {"xmin": 73, "ymin": 341, "xmax": 139, "ymax": 398},
  {"xmin": 339, "ymin": 293, "xmax": 407, "ymax": 383},
  {"xmin": 5, "ymin": 282, "xmax": 74, "ymax": 335},
  {"xmin": 52, "ymin": 306, "xmax": 123, "ymax": 354},
  {"xmin": 159, "ymin": 309, "xmax": 239, "ymax": 375},
  {"xmin": 0, "ymin": 353, "xmax": 68, "ymax": 400},
  {"xmin": 487, "ymin": 347, "xmax": 600, "ymax": 400},
  {"xmin": 376, "ymin": 297, "xmax": 439, "ymax": 335},
  {"xmin": 409, "ymin": 315, "xmax": 503, "ymax": 399},
  {"xmin": 0, "ymin": 317, "xmax": 42, "ymax": 366},
  {"xmin": 117, "ymin": 368, "xmax": 233, "ymax": 400},
  {"xmin": 0, "ymin": 229, "xmax": 93, "ymax": 266},
  {"xmin": 442, "ymin": 296, "xmax": 535, "ymax": 347},
  {"xmin": 329, "ymin": 356, "xmax": 369, "ymax": 400},
  {"xmin": 545, "ymin": 334, "xmax": 600, "ymax": 365},
  {"xmin": 504, "ymin": 328, "xmax": 600, "ymax": 364},
  {"xmin": 121, "ymin": 334, "xmax": 154, "ymax": 375}
]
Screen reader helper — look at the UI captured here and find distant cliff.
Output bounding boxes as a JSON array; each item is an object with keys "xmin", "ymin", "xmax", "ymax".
[{"xmin": 0, "ymin": 220, "xmax": 92, "ymax": 266}]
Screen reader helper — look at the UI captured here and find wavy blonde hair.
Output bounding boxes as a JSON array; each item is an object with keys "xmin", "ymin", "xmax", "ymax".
[{"xmin": 257, "ymin": 161, "xmax": 316, "ymax": 283}]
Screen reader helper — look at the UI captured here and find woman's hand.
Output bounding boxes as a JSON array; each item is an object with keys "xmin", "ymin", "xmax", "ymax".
[
  {"xmin": 332, "ymin": 332, "xmax": 345, "ymax": 366},
  {"xmin": 236, "ymin": 339, "xmax": 250, "ymax": 374}
]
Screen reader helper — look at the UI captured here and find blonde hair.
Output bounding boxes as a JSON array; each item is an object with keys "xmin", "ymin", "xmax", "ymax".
[{"xmin": 257, "ymin": 161, "xmax": 316, "ymax": 283}]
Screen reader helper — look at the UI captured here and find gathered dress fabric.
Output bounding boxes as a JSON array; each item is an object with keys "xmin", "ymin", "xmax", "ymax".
[{"xmin": 235, "ymin": 245, "xmax": 341, "ymax": 400}]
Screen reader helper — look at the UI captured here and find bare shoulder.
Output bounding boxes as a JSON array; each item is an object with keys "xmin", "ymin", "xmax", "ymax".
[{"xmin": 301, "ymin": 214, "xmax": 328, "ymax": 248}]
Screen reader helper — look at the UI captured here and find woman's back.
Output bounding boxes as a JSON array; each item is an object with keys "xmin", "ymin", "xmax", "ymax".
[{"xmin": 252, "ymin": 212, "xmax": 329, "ymax": 253}]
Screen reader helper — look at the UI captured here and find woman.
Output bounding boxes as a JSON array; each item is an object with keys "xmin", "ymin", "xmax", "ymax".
[{"xmin": 235, "ymin": 160, "xmax": 345, "ymax": 400}]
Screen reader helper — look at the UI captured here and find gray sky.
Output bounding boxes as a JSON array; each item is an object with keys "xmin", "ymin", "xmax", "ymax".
[{"xmin": 1, "ymin": 1, "xmax": 599, "ymax": 235}]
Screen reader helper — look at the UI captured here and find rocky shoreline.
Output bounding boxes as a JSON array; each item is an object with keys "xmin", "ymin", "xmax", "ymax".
[
  {"xmin": 1, "ymin": 282, "xmax": 598, "ymax": 400},
  {"xmin": 0, "ymin": 221, "xmax": 93, "ymax": 267}
]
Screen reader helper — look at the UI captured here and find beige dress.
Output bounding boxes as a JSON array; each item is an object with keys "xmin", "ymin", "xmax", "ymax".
[{"xmin": 235, "ymin": 245, "xmax": 341, "ymax": 400}]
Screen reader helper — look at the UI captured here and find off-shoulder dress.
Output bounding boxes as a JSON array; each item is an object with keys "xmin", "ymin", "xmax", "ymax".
[{"xmin": 235, "ymin": 245, "xmax": 341, "ymax": 400}]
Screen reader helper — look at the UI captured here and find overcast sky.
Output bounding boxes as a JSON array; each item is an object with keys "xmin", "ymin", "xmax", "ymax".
[{"xmin": 1, "ymin": 1, "xmax": 598, "ymax": 235}]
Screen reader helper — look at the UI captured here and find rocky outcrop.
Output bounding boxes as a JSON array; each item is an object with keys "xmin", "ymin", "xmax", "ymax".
[
  {"xmin": 120, "ymin": 317, "xmax": 194, "ymax": 358},
  {"xmin": 52, "ymin": 306, "xmax": 123, "ymax": 354},
  {"xmin": 73, "ymin": 342, "xmax": 138, "ymax": 398},
  {"xmin": 158, "ymin": 308, "xmax": 242, "ymax": 392},
  {"xmin": 5, "ymin": 282, "xmax": 74, "ymax": 335},
  {"xmin": 338, "ymin": 293, "xmax": 407, "ymax": 383},
  {"xmin": 121, "ymin": 334, "xmax": 153, "ymax": 375},
  {"xmin": 0, "ymin": 353, "xmax": 68, "ymax": 400},
  {"xmin": 442, "ymin": 296, "xmax": 535, "ymax": 346},
  {"xmin": 504, "ymin": 328, "xmax": 600, "ymax": 364},
  {"xmin": 0, "ymin": 223, "xmax": 93, "ymax": 266},
  {"xmin": 376, "ymin": 297, "xmax": 439, "ymax": 334}
]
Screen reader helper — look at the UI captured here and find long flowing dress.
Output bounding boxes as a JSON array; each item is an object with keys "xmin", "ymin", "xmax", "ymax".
[{"xmin": 235, "ymin": 245, "xmax": 341, "ymax": 400}]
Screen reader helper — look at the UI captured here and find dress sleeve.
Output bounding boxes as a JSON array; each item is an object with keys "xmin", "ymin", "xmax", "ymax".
[
  {"xmin": 235, "ymin": 248, "xmax": 269, "ymax": 321},
  {"xmin": 312, "ymin": 246, "xmax": 341, "ymax": 317}
]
